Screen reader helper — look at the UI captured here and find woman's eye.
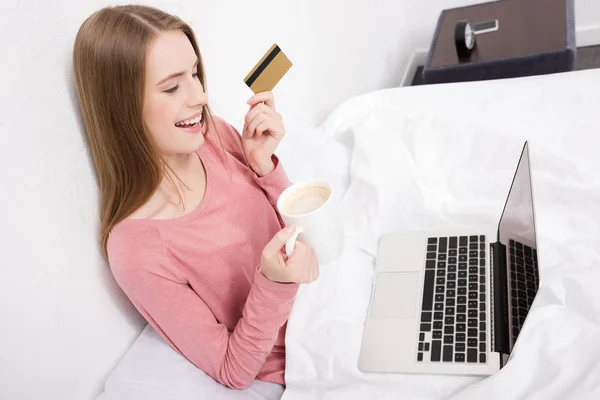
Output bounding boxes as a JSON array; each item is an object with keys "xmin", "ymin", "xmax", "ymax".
[
  {"xmin": 164, "ymin": 85, "xmax": 178, "ymax": 94},
  {"xmin": 193, "ymin": 72, "xmax": 199, "ymax": 79}
]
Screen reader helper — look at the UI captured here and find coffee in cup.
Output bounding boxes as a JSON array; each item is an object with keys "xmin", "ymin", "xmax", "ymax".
[{"xmin": 279, "ymin": 185, "xmax": 331, "ymax": 216}]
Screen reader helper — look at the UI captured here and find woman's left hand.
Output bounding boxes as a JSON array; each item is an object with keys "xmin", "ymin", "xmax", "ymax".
[{"xmin": 241, "ymin": 91, "xmax": 285, "ymax": 177}]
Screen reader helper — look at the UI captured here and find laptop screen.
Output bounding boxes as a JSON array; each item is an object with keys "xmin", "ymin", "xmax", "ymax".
[
  {"xmin": 497, "ymin": 142, "xmax": 537, "ymax": 248},
  {"xmin": 496, "ymin": 142, "xmax": 540, "ymax": 349}
]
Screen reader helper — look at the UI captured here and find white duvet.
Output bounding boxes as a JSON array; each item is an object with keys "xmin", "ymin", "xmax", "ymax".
[{"xmin": 281, "ymin": 69, "xmax": 600, "ymax": 400}]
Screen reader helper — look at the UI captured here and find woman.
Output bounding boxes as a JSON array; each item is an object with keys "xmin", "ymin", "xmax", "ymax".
[{"xmin": 72, "ymin": 4, "xmax": 319, "ymax": 390}]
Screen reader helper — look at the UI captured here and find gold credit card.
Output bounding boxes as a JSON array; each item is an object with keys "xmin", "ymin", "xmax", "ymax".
[{"xmin": 244, "ymin": 43, "xmax": 292, "ymax": 93}]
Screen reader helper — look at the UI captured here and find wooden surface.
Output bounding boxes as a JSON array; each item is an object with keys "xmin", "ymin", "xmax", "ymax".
[{"xmin": 429, "ymin": 0, "xmax": 568, "ymax": 68}]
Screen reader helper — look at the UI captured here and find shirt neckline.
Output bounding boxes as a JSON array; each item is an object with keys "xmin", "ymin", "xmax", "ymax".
[{"xmin": 119, "ymin": 145, "xmax": 212, "ymax": 227}]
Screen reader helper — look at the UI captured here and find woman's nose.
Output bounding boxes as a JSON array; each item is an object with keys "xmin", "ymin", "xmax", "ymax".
[{"xmin": 187, "ymin": 85, "xmax": 208, "ymax": 107}]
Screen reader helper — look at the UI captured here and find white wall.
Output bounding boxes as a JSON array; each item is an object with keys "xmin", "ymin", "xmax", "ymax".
[{"xmin": 574, "ymin": 0, "xmax": 600, "ymax": 46}]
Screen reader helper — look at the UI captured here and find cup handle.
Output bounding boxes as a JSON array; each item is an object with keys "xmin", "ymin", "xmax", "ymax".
[{"xmin": 285, "ymin": 227, "xmax": 304, "ymax": 258}]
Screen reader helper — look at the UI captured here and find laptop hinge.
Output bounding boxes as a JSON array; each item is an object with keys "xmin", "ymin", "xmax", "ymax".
[{"xmin": 491, "ymin": 241, "xmax": 510, "ymax": 366}]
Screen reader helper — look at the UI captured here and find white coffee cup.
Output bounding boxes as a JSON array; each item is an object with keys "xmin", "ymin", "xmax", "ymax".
[{"xmin": 277, "ymin": 179, "xmax": 344, "ymax": 264}]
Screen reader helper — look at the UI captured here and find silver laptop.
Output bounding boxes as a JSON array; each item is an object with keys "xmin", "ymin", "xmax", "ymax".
[{"xmin": 359, "ymin": 141, "xmax": 540, "ymax": 376}]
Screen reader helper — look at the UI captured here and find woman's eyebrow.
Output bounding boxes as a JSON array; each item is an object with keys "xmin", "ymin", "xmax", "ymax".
[{"xmin": 156, "ymin": 59, "xmax": 199, "ymax": 86}]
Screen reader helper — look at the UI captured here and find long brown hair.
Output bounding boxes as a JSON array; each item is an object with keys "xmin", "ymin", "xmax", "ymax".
[{"xmin": 72, "ymin": 5, "xmax": 216, "ymax": 259}]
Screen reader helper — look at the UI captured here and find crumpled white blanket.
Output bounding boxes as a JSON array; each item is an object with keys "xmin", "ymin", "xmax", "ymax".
[{"xmin": 281, "ymin": 69, "xmax": 600, "ymax": 400}]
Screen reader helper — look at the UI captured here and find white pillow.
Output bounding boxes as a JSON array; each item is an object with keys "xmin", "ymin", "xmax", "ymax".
[{"xmin": 97, "ymin": 325, "xmax": 285, "ymax": 400}]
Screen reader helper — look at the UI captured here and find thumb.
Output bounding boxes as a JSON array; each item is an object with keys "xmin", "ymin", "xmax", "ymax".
[{"xmin": 263, "ymin": 226, "xmax": 296, "ymax": 258}]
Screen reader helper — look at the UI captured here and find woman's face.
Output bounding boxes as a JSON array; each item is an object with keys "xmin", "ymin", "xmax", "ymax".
[{"xmin": 142, "ymin": 30, "xmax": 208, "ymax": 158}]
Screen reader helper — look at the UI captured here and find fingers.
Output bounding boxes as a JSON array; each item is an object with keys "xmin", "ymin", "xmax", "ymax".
[
  {"xmin": 262, "ymin": 226, "xmax": 296, "ymax": 259},
  {"xmin": 247, "ymin": 91, "xmax": 275, "ymax": 109},
  {"xmin": 244, "ymin": 104, "xmax": 278, "ymax": 137},
  {"xmin": 287, "ymin": 241, "xmax": 320, "ymax": 283}
]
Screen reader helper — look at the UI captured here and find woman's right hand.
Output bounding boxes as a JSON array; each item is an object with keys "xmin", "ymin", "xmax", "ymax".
[{"xmin": 259, "ymin": 226, "xmax": 319, "ymax": 284}]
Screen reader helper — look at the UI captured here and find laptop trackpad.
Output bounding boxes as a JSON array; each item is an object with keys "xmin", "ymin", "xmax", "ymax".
[{"xmin": 371, "ymin": 272, "xmax": 419, "ymax": 319}]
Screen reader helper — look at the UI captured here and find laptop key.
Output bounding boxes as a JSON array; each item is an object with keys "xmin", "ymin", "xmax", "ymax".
[
  {"xmin": 425, "ymin": 342, "xmax": 430, "ymax": 351},
  {"xmin": 426, "ymin": 260, "xmax": 435, "ymax": 269},
  {"xmin": 449, "ymin": 237, "xmax": 458, "ymax": 248},
  {"xmin": 455, "ymin": 353, "xmax": 465, "ymax": 362},
  {"xmin": 417, "ymin": 352, "xmax": 423, "ymax": 361},
  {"xmin": 428, "ymin": 237, "xmax": 437, "ymax": 244},
  {"xmin": 439, "ymin": 238, "xmax": 448, "ymax": 253},
  {"xmin": 459, "ymin": 236, "xmax": 468, "ymax": 246},
  {"xmin": 479, "ymin": 353, "xmax": 486, "ymax": 363},
  {"xmin": 434, "ymin": 312, "xmax": 443, "ymax": 320},
  {"xmin": 456, "ymin": 342, "xmax": 465, "ymax": 351},
  {"xmin": 433, "ymin": 331, "xmax": 442, "ymax": 339},
  {"xmin": 468, "ymin": 328, "xmax": 478, "ymax": 337},
  {"xmin": 443, "ymin": 345, "xmax": 453, "ymax": 362},
  {"xmin": 431, "ymin": 340, "xmax": 442, "ymax": 361},
  {"xmin": 467, "ymin": 348, "xmax": 477, "ymax": 363},
  {"xmin": 422, "ymin": 270, "xmax": 435, "ymax": 311},
  {"xmin": 420, "ymin": 323, "xmax": 431, "ymax": 332},
  {"xmin": 421, "ymin": 312, "xmax": 432, "ymax": 322}
]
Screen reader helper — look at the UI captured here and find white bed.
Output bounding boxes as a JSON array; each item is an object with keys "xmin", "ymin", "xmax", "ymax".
[{"xmin": 99, "ymin": 67, "xmax": 600, "ymax": 399}]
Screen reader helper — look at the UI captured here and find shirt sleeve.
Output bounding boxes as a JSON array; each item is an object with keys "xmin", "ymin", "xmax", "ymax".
[{"xmin": 107, "ymin": 226, "xmax": 299, "ymax": 390}]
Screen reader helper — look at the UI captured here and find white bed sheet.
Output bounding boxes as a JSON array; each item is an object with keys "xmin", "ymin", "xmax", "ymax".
[{"xmin": 282, "ymin": 69, "xmax": 600, "ymax": 400}]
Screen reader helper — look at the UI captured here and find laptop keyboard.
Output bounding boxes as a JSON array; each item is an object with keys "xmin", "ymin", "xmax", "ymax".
[
  {"xmin": 417, "ymin": 235, "xmax": 487, "ymax": 364},
  {"xmin": 509, "ymin": 239, "xmax": 539, "ymax": 344}
]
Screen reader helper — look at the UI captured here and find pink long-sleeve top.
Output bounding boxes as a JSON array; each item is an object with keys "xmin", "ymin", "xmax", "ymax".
[{"xmin": 106, "ymin": 116, "xmax": 298, "ymax": 390}]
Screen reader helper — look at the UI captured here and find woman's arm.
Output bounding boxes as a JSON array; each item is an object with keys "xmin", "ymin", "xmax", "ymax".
[{"xmin": 108, "ymin": 227, "xmax": 298, "ymax": 390}]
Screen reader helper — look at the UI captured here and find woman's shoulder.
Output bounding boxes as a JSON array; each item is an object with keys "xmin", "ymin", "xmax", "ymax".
[
  {"xmin": 106, "ymin": 222, "xmax": 187, "ymax": 288},
  {"xmin": 106, "ymin": 222, "xmax": 164, "ymax": 271}
]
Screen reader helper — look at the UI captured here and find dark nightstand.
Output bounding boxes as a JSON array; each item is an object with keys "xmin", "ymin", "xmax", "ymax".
[{"xmin": 422, "ymin": 0, "xmax": 576, "ymax": 84}]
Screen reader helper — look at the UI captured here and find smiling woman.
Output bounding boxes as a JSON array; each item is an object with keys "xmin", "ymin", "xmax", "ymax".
[{"xmin": 71, "ymin": 4, "xmax": 320, "ymax": 392}]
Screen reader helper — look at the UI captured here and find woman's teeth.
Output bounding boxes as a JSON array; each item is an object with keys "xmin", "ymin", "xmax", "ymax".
[{"xmin": 175, "ymin": 114, "xmax": 202, "ymax": 127}]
